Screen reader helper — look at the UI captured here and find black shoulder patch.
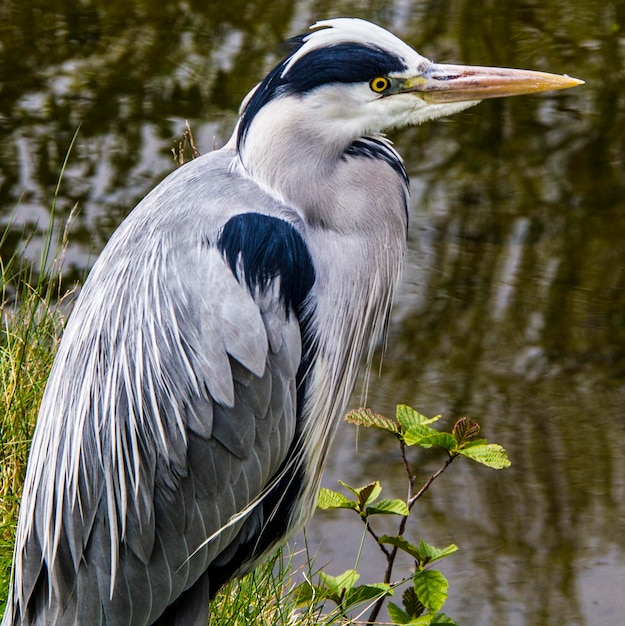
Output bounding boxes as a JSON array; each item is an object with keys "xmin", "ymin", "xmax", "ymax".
[
  {"xmin": 344, "ymin": 137, "xmax": 409, "ymax": 224},
  {"xmin": 344, "ymin": 137, "xmax": 409, "ymax": 189},
  {"xmin": 217, "ymin": 213, "xmax": 315, "ymax": 319}
]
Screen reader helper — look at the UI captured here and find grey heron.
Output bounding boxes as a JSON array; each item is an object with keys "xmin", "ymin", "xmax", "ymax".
[{"xmin": 3, "ymin": 17, "xmax": 581, "ymax": 626}]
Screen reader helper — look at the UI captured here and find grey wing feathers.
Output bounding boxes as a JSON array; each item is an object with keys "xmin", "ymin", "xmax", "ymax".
[{"xmin": 4, "ymin": 153, "xmax": 306, "ymax": 625}]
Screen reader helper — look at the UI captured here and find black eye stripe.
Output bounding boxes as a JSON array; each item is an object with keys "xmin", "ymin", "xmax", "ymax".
[
  {"xmin": 284, "ymin": 43, "xmax": 406, "ymax": 92},
  {"xmin": 238, "ymin": 42, "xmax": 407, "ymax": 151}
]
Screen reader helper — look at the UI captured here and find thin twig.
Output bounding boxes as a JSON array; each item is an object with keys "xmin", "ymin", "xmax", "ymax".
[
  {"xmin": 185, "ymin": 120, "xmax": 201, "ymax": 159},
  {"xmin": 172, "ymin": 120, "xmax": 201, "ymax": 167},
  {"xmin": 363, "ymin": 520, "xmax": 391, "ymax": 559},
  {"xmin": 400, "ymin": 440, "xmax": 416, "ymax": 502},
  {"xmin": 408, "ymin": 455, "xmax": 455, "ymax": 509},
  {"xmin": 366, "ymin": 454, "xmax": 456, "ymax": 625}
]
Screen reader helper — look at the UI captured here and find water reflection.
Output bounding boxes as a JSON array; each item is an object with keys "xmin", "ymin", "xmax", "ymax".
[{"xmin": 1, "ymin": 1, "xmax": 624, "ymax": 624}]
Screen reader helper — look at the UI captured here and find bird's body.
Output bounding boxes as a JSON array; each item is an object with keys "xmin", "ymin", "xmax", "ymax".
[{"xmin": 2, "ymin": 18, "xmax": 581, "ymax": 626}]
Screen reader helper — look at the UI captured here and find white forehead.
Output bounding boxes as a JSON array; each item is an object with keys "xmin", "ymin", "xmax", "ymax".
[{"xmin": 281, "ymin": 18, "xmax": 426, "ymax": 77}]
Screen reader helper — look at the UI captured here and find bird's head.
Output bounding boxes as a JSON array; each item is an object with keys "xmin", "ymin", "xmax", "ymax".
[{"xmin": 236, "ymin": 17, "xmax": 582, "ymax": 157}]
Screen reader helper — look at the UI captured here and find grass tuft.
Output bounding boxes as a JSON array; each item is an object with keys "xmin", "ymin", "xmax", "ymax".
[
  {"xmin": 0, "ymin": 201, "xmax": 78, "ymax": 612},
  {"xmin": 210, "ymin": 546, "xmax": 325, "ymax": 625}
]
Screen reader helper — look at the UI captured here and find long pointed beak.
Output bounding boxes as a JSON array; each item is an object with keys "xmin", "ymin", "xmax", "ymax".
[{"xmin": 402, "ymin": 63, "xmax": 584, "ymax": 103}]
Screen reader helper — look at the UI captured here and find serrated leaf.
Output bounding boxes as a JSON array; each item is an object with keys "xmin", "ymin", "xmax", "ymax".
[
  {"xmin": 396, "ymin": 405, "xmax": 440, "ymax": 430},
  {"xmin": 394, "ymin": 613, "xmax": 436, "ymax": 626},
  {"xmin": 416, "ymin": 432, "xmax": 457, "ymax": 451},
  {"xmin": 337, "ymin": 480, "xmax": 360, "ymax": 497},
  {"xmin": 413, "ymin": 570, "xmax": 449, "ymax": 613},
  {"xmin": 344, "ymin": 583, "xmax": 392, "ymax": 609},
  {"xmin": 402, "ymin": 587, "xmax": 426, "ymax": 618},
  {"xmin": 337, "ymin": 480, "xmax": 383, "ymax": 506},
  {"xmin": 318, "ymin": 569, "xmax": 360, "ymax": 600},
  {"xmin": 365, "ymin": 498, "xmax": 409, "ymax": 516},
  {"xmin": 292, "ymin": 581, "xmax": 335, "ymax": 606},
  {"xmin": 431, "ymin": 614, "xmax": 458, "ymax": 624},
  {"xmin": 457, "ymin": 443, "xmax": 511, "ymax": 469},
  {"xmin": 292, "ymin": 581, "xmax": 316, "ymax": 606},
  {"xmin": 403, "ymin": 424, "xmax": 443, "ymax": 447},
  {"xmin": 379, "ymin": 535, "xmax": 424, "ymax": 562},
  {"xmin": 346, "ymin": 407, "xmax": 400, "ymax": 434},
  {"xmin": 316, "ymin": 488, "xmax": 358, "ymax": 510},
  {"xmin": 452, "ymin": 417, "xmax": 480, "ymax": 445},
  {"xmin": 388, "ymin": 601, "xmax": 413, "ymax": 624},
  {"xmin": 417, "ymin": 540, "xmax": 459, "ymax": 566},
  {"xmin": 390, "ymin": 608, "xmax": 438, "ymax": 624},
  {"xmin": 460, "ymin": 438, "xmax": 488, "ymax": 448},
  {"xmin": 379, "ymin": 537, "xmax": 458, "ymax": 568},
  {"xmin": 357, "ymin": 481, "xmax": 382, "ymax": 507}
]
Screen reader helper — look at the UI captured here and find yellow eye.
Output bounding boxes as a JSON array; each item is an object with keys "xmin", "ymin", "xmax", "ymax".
[{"xmin": 369, "ymin": 77, "xmax": 391, "ymax": 93}]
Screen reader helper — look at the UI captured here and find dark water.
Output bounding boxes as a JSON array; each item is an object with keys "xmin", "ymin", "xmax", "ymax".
[{"xmin": 1, "ymin": 1, "xmax": 624, "ymax": 624}]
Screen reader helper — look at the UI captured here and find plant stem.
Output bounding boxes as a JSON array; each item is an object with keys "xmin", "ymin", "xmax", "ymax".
[
  {"xmin": 409, "ymin": 456, "xmax": 455, "ymax": 510},
  {"xmin": 366, "ymin": 455, "xmax": 456, "ymax": 625},
  {"xmin": 363, "ymin": 520, "xmax": 391, "ymax": 559}
]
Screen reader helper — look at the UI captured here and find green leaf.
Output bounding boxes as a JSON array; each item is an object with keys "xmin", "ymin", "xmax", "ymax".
[
  {"xmin": 357, "ymin": 481, "xmax": 382, "ymax": 507},
  {"xmin": 401, "ymin": 616, "xmax": 435, "ymax": 625},
  {"xmin": 402, "ymin": 587, "xmax": 426, "ymax": 618},
  {"xmin": 416, "ymin": 432, "xmax": 457, "ymax": 451},
  {"xmin": 318, "ymin": 569, "xmax": 360, "ymax": 597},
  {"xmin": 344, "ymin": 582, "xmax": 393, "ymax": 609},
  {"xmin": 337, "ymin": 480, "xmax": 382, "ymax": 505},
  {"xmin": 345, "ymin": 407, "xmax": 400, "ymax": 434},
  {"xmin": 403, "ymin": 424, "xmax": 443, "ymax": 447},
  {"xmin": 316, "ymin": 488, "xmax": 358, "ymax": 510},
  {"xmin": 292, "ymin": 581, "xmax": 336, "ymax": 606},
  {"xmin": 460, "ymin": 438, "xmax": 488, "ymax": 448},
  {"xmin": 337, "ymin": 480, "xmax": 360, "ymax": 498},
  {"xmin": 366, "ymin": 498, "xmax": 409, "ymax": 516},
  {"xmin": 452, "ymin": 417, "xmax": 480, "ymax": 445},
  {"xmin": 379, "ymin": 537, "xmax": 458, "ymax": 568},
  {"xmin": 413, "ymin": 570, "xmax": 449, "ymax": 613},
  {"xmin": 457, "ymin": 443, "xmax": 511, "ymax": 469},
  {"xmin": 292, "ymin": 581, "xmax": 316, "ymax": 606},
  {"xmin": 379, "ymin": 536, "xmax": 424, "ymax": 562},
  {"xmin": 417, "ymin": 540, "xmax": 458, "ymax": 566},
  {"xmin": 388, "ymin": 601, "xmax": 414, "ymax": 624},
  {"xmin": 396, "ymin": 405, "xmax": 440, "ymax": 430},
  {"xmin": 431, "ymin": 614, "xmax": 458, "ymax": 624},
  {"xmin": 313, "ymin": 573, "xmax": 390, "ymax": 612}
]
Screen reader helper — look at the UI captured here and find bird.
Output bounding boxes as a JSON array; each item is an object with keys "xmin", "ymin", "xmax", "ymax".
[{"xmin": 3, "ymin": 17, "xmax": 581, "ymax": 626}]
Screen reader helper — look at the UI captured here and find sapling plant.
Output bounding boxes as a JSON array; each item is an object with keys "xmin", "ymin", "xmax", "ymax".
[{"xmin": 296, "ymin": 405, "xmax": 510, "ymax": 625}]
